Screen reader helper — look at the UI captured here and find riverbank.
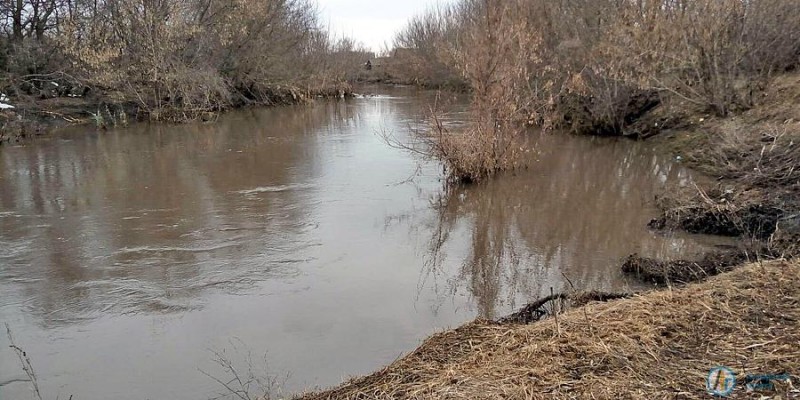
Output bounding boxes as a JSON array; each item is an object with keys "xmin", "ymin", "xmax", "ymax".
[
  {"xmin": 293, "ymin": 72, "xmax": 800, "ymax": 398},
  {"xmin": 0, "ymin": 84, "xmax": 354, "ymax": 145},
  {"xmin": 297, "ymin": 259, "xmax": 799, "ymax": 399},
  {"xmin": 0, "ymin": 0, "xmax": 374, "ymax": 146},
  {"xmin": 645, "ymin": 72, "xmax": 800, "ymax": 259},
  {"xmin": 599, "ymin": 72, "xmax": 800, "ymax": 287}
]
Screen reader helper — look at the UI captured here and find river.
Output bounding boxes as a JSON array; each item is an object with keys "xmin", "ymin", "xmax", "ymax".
[{"xmin": 0, "ymin": 86, "xmax": 727, "ymax": 400}]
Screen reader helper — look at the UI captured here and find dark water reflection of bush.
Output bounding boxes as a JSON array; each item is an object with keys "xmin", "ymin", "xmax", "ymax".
[{"xmin": 417, "ymin": 132, "xmax": 719, "ymax": 319}]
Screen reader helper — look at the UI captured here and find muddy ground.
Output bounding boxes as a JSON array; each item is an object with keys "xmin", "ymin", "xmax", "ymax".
[{"xmin": 0, "ymin": 96, "xmax": 102, "ymax": 143}]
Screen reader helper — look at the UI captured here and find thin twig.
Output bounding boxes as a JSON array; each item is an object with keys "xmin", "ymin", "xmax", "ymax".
[{"xmin": 5, "ymin": 323, "xmax": 42, "ymax": 400}]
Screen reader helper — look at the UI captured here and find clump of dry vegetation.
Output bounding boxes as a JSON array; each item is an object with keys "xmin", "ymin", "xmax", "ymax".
[
  {"xmin": 0, "ymin": 0, "xmax": 370, "ymax": 136},
  {"xmin": 298, "ymin": 259, "xmax": 800, "ymax": 399},
  {"xmin": 391, "ymin": 0, "xmax": 538, "ymax": 183},
  {"xmin": 424, "ymin": 1, "xmax": 534, "ymax": 183},
  {"xmin": 391, "ymin": 0, "xmax": 800, "ymax": 183}
]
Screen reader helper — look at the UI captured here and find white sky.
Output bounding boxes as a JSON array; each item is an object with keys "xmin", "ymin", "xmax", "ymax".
[{"xmin": 316, "ymin": 0, "xmax": 443, "ymax": 53}]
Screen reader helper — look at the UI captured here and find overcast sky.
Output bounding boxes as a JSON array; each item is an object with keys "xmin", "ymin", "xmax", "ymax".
[{"xmin": 316, "ymin": 0, "xmax": 444, "ymax": 53}]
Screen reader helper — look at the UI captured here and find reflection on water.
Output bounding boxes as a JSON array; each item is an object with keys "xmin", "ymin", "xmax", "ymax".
[
  {"xmin": 416, "ymin": 133, "xmax": 722, "ymax": 319},
  {"xmin": 0, "ymin": 86, "xmax": 724, "ymax": 400},
  {"xmin": 0, "ymin": 103, "xmax": 347, "ymax": 325}
]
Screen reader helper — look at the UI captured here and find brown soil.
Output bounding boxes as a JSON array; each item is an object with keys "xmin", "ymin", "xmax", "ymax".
[
  {"xmin": 1, "ymin": 97, "xmax": 88, "ymax": 141},
  {"xmin": 296, "ymin": 260, "xmax": 800, "ymax": 399},
  {"xmin": 559, "ymin": 90, "xmax": 662, "ymax": 136},
  {"xmin": 648, "ymin": 202, "xmax": 784, "ymax": 240},
  {"xmin": 0, "ymin": 93, "xmax": 142, "ymax": 144}
]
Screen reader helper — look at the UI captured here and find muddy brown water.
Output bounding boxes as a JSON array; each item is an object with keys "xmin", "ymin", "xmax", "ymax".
[{"xmin": 0, "ymin": 86, "xmax": 729, "ymax": 400}]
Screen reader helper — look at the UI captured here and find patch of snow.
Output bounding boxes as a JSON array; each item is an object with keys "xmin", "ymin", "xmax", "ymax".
[
  {"xmin": 50, "ymin": 82, "xmax": 59, "ymax": 87},
  {"xmin": 0, "ymin": 92, "xmax": 12, "ymax": 108}
]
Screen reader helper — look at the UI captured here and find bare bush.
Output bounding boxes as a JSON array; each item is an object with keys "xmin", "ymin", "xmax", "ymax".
[
  {"xmin": 613, "ymin": 0, "xmax": 800, "ymax": 117},
  {"xmin": 396, "ymin": 0, "xmax": 800, "ymax": 131},
  {"xmin": 438, "ymin": 0, "xmax": 535, "ymax": 182},
  {"xmin": 0, "ymin": 0, "xmax": 366, "ymax": 122},
  {"xmin": 201, "ymin": 339, "xmax": 285, "ymax": 400},
  {"xmin": 388, "ymin": 0, "xmax": 800, "ymax": 183},
  {"xmin": 393, "ymin": 5, "xmax": 464, "ymax": 88},
  {"xmin": 5, "ymin": 323, "xmax": 42, "ymax": 400},
  {"xmin": 391, "ymin": 0, "xmax": 535, "ymax": 183}
]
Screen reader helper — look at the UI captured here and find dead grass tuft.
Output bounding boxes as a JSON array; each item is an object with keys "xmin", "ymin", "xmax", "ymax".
[{"xmin": 298, "ymin": 260, "xmax": 800, "ymax": 399}]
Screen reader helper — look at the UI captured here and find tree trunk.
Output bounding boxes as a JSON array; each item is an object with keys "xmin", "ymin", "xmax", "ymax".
[{"xmin": 12, "ymin": 0, "xmax": 24, "ymax": 42}]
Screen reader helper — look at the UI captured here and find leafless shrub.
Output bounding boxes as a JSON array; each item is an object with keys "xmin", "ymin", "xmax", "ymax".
[
  {"xmin": 386, "ymin": 0, "xmax": 800, "ymax": 183},
  {"xmin": 391, "ymin": 0, "xmax": 535, "ymax": 183},
  {"xmin": 613, "ymin": 0, "xmax": 800, "ymax": 117},
  {"xmin": 0, "ymin": 0, "xmax": 366, "ymax": 122},
  {"xmin": 397, "ymin": 0, "xmax": 800, "ymax": 132},
  {"xmin": 5, "ymin": 323, "xmax": 42, "ymax": 400},
  {"xmin": 392, "ymin": 5, "xmax": 464, "ymax": 88},
  {"xmin": 200, "ymin": 339, "xmax": 286, "ymax": 400}
]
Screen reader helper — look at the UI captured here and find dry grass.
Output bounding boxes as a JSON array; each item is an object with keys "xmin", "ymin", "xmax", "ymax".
[
  {"xmin": 298, "ymin": 260, "xmax": 800, "ymax": 399},
  {"xmin": 685, "ymin": 121, "xmax": 800, "ymax": 188}
]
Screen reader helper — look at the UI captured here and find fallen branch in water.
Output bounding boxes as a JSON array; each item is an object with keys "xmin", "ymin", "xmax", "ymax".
[{"xmin": 498, "ymin": 291, "xmax": 633, "ymax": 324}]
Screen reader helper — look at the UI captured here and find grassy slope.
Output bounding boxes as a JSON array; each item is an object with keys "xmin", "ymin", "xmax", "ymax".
[{"xmin": 298, "ymin": 260, "xmax": 799, "ymax": 399}]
